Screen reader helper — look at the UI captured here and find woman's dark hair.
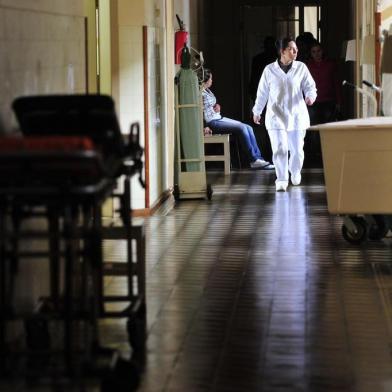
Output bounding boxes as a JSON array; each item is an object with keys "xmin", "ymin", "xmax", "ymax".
[
  {"xmin": 199, "ymin": 68, "xmax": 211, "ymax": 84},
  {"xmin": 275, "ymin": 37, "xmax": 295, "ymax": 54}
]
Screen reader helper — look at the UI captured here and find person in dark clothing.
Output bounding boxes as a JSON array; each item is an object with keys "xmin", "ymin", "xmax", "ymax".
[
  {"xmin": 295, "ymin": 32, "xmax": 317, "ymax": 62},
  {"xmin": 249, "ymin": 36, "xmax": 276, "ymax": 102},
  {"xmin": 306, "ymin": 42, "xmax": 342, "ymax": 124},
  {"xmin": 304, "ymin": 41, "xmax": 341, "ymax": 166}
]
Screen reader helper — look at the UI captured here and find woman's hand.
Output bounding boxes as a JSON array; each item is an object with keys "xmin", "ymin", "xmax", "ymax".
[
  {"xmin": 204, "ymin": 126, "xmax": 213, "ymax": 136},
  {"xmin": 213, "ymin": 103, "xmax": 221, "ymax": 112},
  {"xmin": 305, "ymin": 97, "xmax": 315, "ymax": 106},
  {"xmin": 253, "ymin": 114, "xmax": 261, "ymax": 124}
]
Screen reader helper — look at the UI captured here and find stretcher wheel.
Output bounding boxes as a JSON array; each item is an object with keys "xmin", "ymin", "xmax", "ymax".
[
  {"xmin": 126, "ymin": 303, "xmax": 146, "ymax": 357},
  {"xmin": 24, "ymin": 317, "xmax": 51, "ymax": 351},
  {"xmin": 342, "ymin": 216, "xmax": 368, "ymax": 244},
  {"xmin": 368, "ymin": 215, "xmax": 388, "ymax": 241},
  {"xmin": 101, "ymin": 357, "xmax": 140, "ymax": 392},
  {"xmin": 206, "ymin": 184, "xmax": 213, "ymax": 200}
]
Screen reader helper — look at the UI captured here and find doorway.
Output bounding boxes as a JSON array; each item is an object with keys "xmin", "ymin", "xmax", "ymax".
[
  {"xmin": 241, "ymin": 3, "xmax": 322, "ymax": 165},
  {"xmin": 241, "ymin": 4, "xmax": 321, "ymax": 116}
]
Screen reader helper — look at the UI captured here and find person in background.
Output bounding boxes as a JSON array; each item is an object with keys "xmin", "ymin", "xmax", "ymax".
[
  {"xmin": 304, "ymin": 42, "xmax": 342, "ymax": 166},
  {"xmin": 295, "ymin": 32, "xmax": 316, "ymax": 62},
  {"xmin": 306, "ymin": 41, "xmax": 342, "ymax": 125},
  {"xmin": 252, "ymin": 37, "xmax": 317, "ymax": 192},
  {"xmin": 249, "ymin": 36, "xmax": 277, "ymax": 102},
  {"xmin": 201, "ymin": 68, "xmax": 274, "ymax": 170}
]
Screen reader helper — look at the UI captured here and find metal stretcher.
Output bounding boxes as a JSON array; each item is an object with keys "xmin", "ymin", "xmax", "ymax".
[{"xmin": 0, "ymin": 94, "xmax": 146, "ymax": 390}]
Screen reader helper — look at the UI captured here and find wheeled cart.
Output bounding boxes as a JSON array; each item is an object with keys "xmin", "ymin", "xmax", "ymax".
[
  {"xmin": 309, "ymin": 116, "xmax": 392, "ymax": 244},
  {"xmin": 0, "ymin": 95, "xmax": 146, "ymax": 390}
]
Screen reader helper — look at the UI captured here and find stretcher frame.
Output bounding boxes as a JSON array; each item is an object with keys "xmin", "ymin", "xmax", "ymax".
[{"xmin": 0, "ymin": 94, "xmax": 146, "ymax": 387}]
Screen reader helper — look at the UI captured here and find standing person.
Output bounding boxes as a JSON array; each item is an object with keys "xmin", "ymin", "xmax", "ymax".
[
  {"xmin": 306, "ymin": 42, "xmax": 342, "ymax": 125},
  {"xmin": 201, "ymin": 69, "xmax": 274, "ymax": 170},
  {"xmin": 249, "ymin": 36, "xmax": 277, "ymax": 102},
  {"xmin": 305, "ymin": 42, "xmax": 341, "ymax": 166},
  {"xmin": 295, "ymin": 32, "xmax": 316, "ymax": 62},
  {"xmin": 252, "ymin": 37, "xmax": 317, "ymax": 191}
]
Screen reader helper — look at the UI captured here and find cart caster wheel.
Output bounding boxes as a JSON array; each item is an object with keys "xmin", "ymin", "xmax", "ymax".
[
  {"xmin": 127, "ymin": 318, "xmax": 146, "ymax": 353},
  {"xmin": 368, "ymin": 215, "xmax": 388, "ymax": 241},
  {"xmin": 342, "ymin": 216, "xmax": 368, "ymax": 244},
  {"xmin": 24, "ymin": 317, "xmax": 51, "ymax": 351},
  {"xmin": 101, "ymin": 358, "xmax": 140, "ymax": 392},
  {"xmin": 206, "ymin": 184, "xmax": 213, "ymax": 200},
  {"xmin": 0, "ymin": 348, "xmax": 12, "ymax": 377},
  {"xmin": 24, "ymin": 317, "xmax": 51, "ymax": 370},
  {"xmin": 126, "ymin": 306, "xmax": 146, "ymax": 358},
  {"xmin": 173, "ymin": 184, "xmax": 180, "ymax": 201}
]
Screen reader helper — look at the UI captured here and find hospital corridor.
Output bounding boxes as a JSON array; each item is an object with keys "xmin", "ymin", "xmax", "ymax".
[
  {"xmin": 133, "ymin": 168, "xmax": 392, "ymax": 392},
  {"xmin": 2, "ymin": 0, "xmax": 392, "ymax": 391}
]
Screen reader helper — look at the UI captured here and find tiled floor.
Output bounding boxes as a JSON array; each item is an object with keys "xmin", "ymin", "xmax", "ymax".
[
  {"xmin": 133, "ymin": 168, "xmax": 392, "ymax": 392},
  {"xmin": 4, "ymin": 168, "xmax": 392, "ymax": 391}
]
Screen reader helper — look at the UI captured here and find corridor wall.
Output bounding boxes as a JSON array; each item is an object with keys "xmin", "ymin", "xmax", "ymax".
[
  {"xmin": 0, "ymin": 1, "xmax": 86, "ymax": 134},
  {"xmin": 115, "ymin": 0, "xmax": 200, "ymax": 212},
  {"xmin": 0, "ymin": 0, "xmax": 86, "ymax": 312}
]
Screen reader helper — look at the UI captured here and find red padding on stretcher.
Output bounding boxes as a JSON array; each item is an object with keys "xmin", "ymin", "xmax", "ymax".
[{"xmin": 0, "ymin": 136, "xmax": 95, "ymax": 151}]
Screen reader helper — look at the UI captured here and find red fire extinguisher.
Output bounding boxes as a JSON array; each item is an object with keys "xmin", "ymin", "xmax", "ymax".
[{"xmin": 175, "ymin": 14, "xmax": 188, "ymax": 64}]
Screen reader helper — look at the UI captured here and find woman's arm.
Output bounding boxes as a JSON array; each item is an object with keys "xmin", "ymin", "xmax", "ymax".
[
  {"xmin": 301, "ymin": 65, "xmax": 317, "ymax": 105},
  {"xmin": 202, "ymin": 89, "xmax": 220, "ymax": 123},
  {"xmin": 252, "ymin": 68, "xmax": 270, "ymax": 123},
  {"xmin": 203, "ymin": 126, "xmax": 213, "ymax": 135}
]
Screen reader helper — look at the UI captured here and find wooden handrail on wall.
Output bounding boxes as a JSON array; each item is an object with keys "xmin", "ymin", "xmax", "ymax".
[{"xmin": 142, "ymin": 25, "xmax": 150, "ymax": 210}]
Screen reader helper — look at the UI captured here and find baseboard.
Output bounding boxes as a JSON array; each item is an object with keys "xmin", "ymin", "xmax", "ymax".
[{"xmin": 132, "ymin": 188, "xmax": 173, "ymax": 217}]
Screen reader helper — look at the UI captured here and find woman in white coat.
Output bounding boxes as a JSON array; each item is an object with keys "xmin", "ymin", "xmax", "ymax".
[{"xmin": 252, "ymin": 37, "xmax": 317, "ymax": 192}]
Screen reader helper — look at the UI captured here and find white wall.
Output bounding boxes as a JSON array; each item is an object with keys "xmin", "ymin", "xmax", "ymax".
[
  {"xmin": 380, "ymin": 0, "xmax": 392, "ymax": 115},
  {"xmin": 117, "ymin": 0, "xmax": 152, "ymax": 210},
  {"xmin": 359, "ymin": 0, "xmax": 376, "ymax": 117},
  {"xmin": 174, "ymin": 0, "xmax": 199, "ymax": 49},
  {"xmin": 146, "ymin": 26, "xmax": 166, "ymax": 205},
  {"xmin": 0, "ymin": 1, "xmax": 86, "ymax": 134},
  {"xmin": 116, "ymin": 0, "xmax": 184, "ymax": 210},
  {"xmin": 0, "ymin": 0, "xmax": 196, "ymax": 314},
  {"xmin": 0, "ymin": 0, "xmax": 86, "ymax": 312},
  {"xmin": 358, "ymin": 0, "xmax": 392, "ymax": 116}
]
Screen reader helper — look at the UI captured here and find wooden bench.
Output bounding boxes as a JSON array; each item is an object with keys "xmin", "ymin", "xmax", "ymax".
[{"xmin": 204, "ymin": 134, "xmax": 231, "ymax": 175}]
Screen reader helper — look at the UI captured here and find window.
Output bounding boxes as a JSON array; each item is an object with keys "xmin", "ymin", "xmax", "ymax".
[
  {"xmin": 304, "ymin": 6, "xmax": 321, "ymax": 41},
  {"xmin": 275, "ymin": 6, "xmax": 300, "ymax": 38},
  {"xmin": 274, "ymin": 5, "xmax": 321, "ymax": 41}
]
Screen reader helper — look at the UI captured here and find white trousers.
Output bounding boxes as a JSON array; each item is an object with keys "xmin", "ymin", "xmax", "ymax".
[{"xmin": 267, "ymin": 129, "xmax": 306, "ymax": 185}]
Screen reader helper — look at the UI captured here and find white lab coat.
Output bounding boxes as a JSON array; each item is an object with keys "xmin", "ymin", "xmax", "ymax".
[{"xmin": 252, "ymin": 60, "xmax": 317, "ymax": 131}]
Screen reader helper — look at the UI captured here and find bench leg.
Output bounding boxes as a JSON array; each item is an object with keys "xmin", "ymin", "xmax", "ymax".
[{"xmin": 223, "ymin": 140, "xmax": 230, "ymax": 175}]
